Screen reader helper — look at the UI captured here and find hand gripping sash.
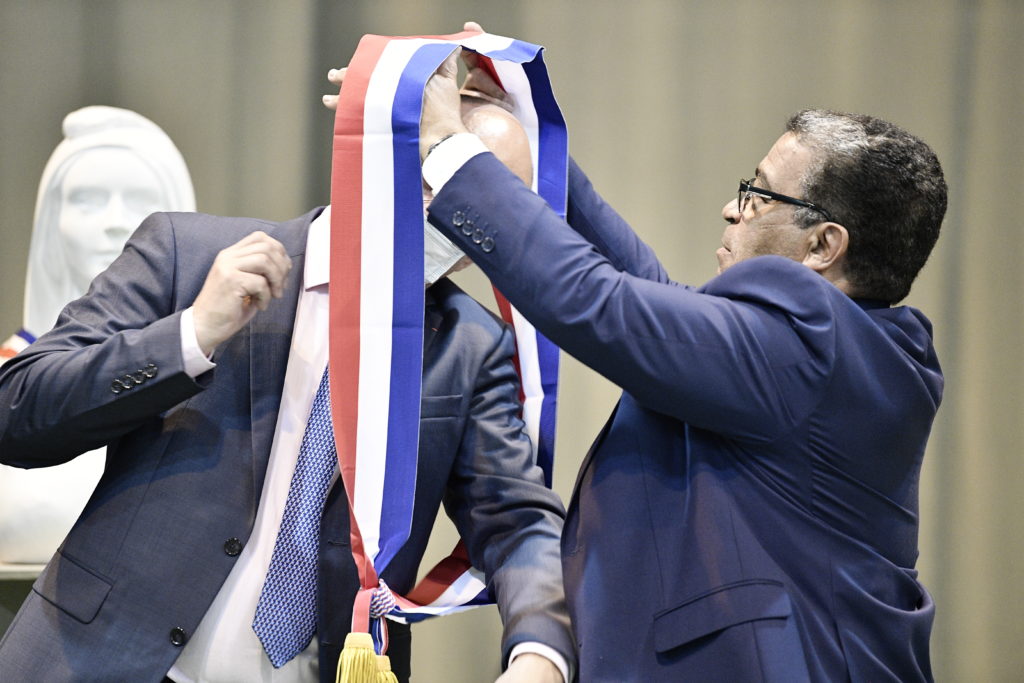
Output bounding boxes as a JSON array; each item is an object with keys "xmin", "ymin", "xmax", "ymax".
[{"xmin": 328, "ymin": 31, "xmax": 566, "ymax": 678}]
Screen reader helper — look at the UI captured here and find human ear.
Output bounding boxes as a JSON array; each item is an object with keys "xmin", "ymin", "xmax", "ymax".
[{"xmin": 803, "ymin": 222, "xmax": 849, "ymax": 273}]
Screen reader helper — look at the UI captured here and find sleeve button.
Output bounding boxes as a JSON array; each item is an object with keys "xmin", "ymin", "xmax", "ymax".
[
  {"xmin": 481, "ymin": 237, "xmax": 495, "ymax": 253},
  {"xmin": 170, "ymin": 627, "xmax": 188, "ymax": 646},
  {"xmin": 452, "ymin": 210, "xmax": 466, "ymax": 227}
]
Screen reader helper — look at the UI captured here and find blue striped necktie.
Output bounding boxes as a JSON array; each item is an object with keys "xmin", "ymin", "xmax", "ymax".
[{"xmin": 253, "ymin": 366, "xmax": 337, "ymax": 668}]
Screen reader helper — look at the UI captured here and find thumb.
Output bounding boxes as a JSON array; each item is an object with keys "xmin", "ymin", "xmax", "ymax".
[{"xmin": 440, "ymin": 48, "xmax": 461, "ymax": 80}]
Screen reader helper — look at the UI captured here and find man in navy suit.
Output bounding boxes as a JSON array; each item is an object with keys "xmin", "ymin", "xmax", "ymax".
[
  {"xmin": 415, "ymin": 46, "xmax": 947, "ymax": 681},
  {"xmin": 0, "ymin": 103, "xmax": 573, "ymax": 682}
]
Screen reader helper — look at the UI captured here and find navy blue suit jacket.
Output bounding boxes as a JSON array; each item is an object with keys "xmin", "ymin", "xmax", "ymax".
[
  {"xmin": 0, "ymin": 209, "xmax": 573, "ymax": 682},
  {"xmin": 428, "ymin": 153, "xmax": 942, "ymax": 682}
]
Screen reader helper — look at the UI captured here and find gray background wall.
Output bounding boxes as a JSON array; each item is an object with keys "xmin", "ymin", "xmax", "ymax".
[{"xmin": 0, "ymin": 0, "xmax": 1021, "ymax": 680}]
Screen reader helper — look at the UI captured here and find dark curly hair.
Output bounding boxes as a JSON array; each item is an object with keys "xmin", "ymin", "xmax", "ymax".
[{"xmin": 786, "ymin": 110, "xmax": 947, "ymax": 303}]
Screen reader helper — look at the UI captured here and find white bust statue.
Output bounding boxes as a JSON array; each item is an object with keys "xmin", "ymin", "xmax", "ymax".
[{"xmin": 0, "ymin": 106, "xmax": 195, "ymax": 566}]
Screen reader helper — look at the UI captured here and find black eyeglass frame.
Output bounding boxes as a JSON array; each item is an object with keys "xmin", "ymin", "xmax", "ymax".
[{"xmin": 737, "ymin": 178, "xmax": 834, "ymax": 223}]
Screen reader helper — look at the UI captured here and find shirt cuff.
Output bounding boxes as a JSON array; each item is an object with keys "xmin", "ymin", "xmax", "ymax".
[
  {"xmin": 424, "ymin": 220, "xmax": 465, "ymax": 286},
  {"xmin": 180, "ymin": 307, "xmax": 216, "ymax": 378},
  {"xmin": 422, "ymin": 133, "xmax": 489, "ymax": 194},
  {"xmin": 508, "ymin": 642, "xmax": 568, "ymax": 683}
]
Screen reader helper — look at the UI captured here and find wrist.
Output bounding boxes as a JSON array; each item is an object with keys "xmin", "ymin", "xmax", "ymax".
[
  {"xmin": 421, "ymin": 133, "xmax": 490, "ymax": 194},
  {"xmin": 181, "ymin": 307, "xmax": 217, "ymax": 377},
  {"xmin": 420, "ymin": 123, "xmax": 469, "ymax": 161},
  {"xmin": 426, "ymin": 133, "xmax": 458, "ymax": 159}
]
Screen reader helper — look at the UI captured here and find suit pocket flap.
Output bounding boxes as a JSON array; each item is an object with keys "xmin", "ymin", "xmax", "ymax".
[
  {"xmin": 653, "ymin": 580, "xmax": 791, "ymax": 653},
  {"xmin": 420, "ymin": 394, "xmax": 462, "ymax": 419},
  {"xmin": 33, "ymin": 551, "xmax": 112, "ymax": 624}
]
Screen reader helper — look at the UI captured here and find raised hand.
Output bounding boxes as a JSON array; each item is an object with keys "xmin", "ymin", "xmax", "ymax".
[
  {"xmin": 418, "ymin": 49, "xmax": 469, "ymax": 160},
  {"xmin": 321, "ymin": 21, "xmax": 492, "ymax": 116},
  {"xmin": 192, "ymin": 231, "xmax": 292, "ymax": 356}
]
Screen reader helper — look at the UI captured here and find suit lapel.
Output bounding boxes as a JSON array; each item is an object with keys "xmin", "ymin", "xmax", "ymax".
[
  {"xmin": 423, "ymin": 285, "xmax": 443, "ymax": 358},
  {"xmin": 248, "ymin": 210, "xmax": 316, "ymax": 504}
]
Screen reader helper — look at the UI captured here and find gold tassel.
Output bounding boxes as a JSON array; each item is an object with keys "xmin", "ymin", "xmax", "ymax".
[
  {"xmin": 376, "ymin": 654, "xmax": 400, "ymax": 683},
  {"xmin": 336, "ymin": 632, "xmax": 381, "ymax": 683}
]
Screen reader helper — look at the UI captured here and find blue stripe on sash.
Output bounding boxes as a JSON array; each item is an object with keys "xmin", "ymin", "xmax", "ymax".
[
  {"xmin": 478, "ymin": 40, "xmax": 542, "ymax": 64},
  {"xmin": 377, "ymin": 42, "xmax": 459, "ymax": 573},
  {"xmin": 523, "ymin": 53, "xmax": 565, "ymax": 487},
  {"xmin": 524, "ymin": 55, "xmax": 568, "ymax": 217}
]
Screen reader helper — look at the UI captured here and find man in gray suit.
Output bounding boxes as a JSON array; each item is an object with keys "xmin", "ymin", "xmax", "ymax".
[{"xmin": 0, "ymin": 102, "xmax": 573, "ymax": 683}]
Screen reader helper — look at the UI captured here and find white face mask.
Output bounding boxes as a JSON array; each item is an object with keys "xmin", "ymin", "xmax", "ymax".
[
  {"xmin": 424, "ymin": 220, "xmax": 465, "ymax": 286},
  {"xmin": 423, "ymin": 188, "xmax": 465, "ymax": 286}
]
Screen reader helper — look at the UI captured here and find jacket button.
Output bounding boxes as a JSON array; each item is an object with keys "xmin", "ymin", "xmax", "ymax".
[
  {"xmin": 481, "ymin": 237, "xmax": 495, "ymax": 253},
  {"xmin": 224, "ymin": 538, "xmax": 243, "ymax": 557},
  {"xmin": 452, "ymin": 210, "xmax": 466, "ymax": 227},
  {"xmin": 170, "ymin": 627, "xmax": 188, "ymax": 646}
]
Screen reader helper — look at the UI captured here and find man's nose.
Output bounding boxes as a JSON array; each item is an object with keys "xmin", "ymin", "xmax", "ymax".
[{"xmin": 722, "ymin": 197, "xmax": 741, "ymax": 225}]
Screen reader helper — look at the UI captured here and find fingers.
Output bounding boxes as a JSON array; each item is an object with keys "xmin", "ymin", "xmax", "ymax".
[
  {"xmin": 234, "ymin": 271, "xmax": 275, "ymax": 311},
  {"xmin": 240, "ymin": 231, "xmax": 291, "ymax": 299},
  {"xmin": 231, "ymin": 252, "xmax": 289, "ymax": 301},
  {"xmin": 191, "ymin": 232, "xmax": 292, "ymax": 354},
  {"xmin": 420, "ymin": 49, "xmax": 471, "ymax": 159},
  {"xmin": 228, "ymin": 232, "xmax": 290, "ymax": 288},
  {"xmin": 463, "ymin": 21, "xmax": 484, "ymax": 33},
  {"xmin": 439, "ymin": 48, "xmax": 461, "ymax": 80},
  {"xmin": 462, "ymin": 67, "xmax": 505, "ymax": 99},
  {"xmin": 461, "ymin": 67, "xmax": 513, "ymax": 111},
  {"xmin": 323, "ymin": 67, "xmax": 346, "ymax": 110},
  {"xmin": 209, "ymin": 234, "xmax": 290, "ymax": 306},
  {"xmin": 327, "ymin": 67, "xmax": 346, "ymax": 86}
]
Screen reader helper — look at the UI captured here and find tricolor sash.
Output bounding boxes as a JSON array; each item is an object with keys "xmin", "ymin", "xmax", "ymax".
[
  {"xmin": 328, "ymin": 28, "xmax": 567, "ymax": 657},
  {"xmin": 0, "ymin": 329, "xmax": 36, "ymax": 363}
]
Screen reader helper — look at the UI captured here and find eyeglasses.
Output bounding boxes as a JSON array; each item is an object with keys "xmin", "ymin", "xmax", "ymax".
[{"xmin": 737, "ymin": 178, "xmax": 834, "ymax": 223}]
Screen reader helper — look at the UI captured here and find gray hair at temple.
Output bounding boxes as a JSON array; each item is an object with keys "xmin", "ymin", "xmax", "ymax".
[{"xmin": 786, "ymin": 109, "xmax": 947, "ymax": 304}]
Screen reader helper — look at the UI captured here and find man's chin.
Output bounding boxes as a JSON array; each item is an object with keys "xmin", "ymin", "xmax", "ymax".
[{"xmin": 715, "ymin": 247, "xmax": 732, "ymax": 275}]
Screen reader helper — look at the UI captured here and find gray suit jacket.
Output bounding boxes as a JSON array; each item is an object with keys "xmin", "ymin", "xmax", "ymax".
[{"xmin": 0, "ymin": 209, "xmax": 574, "ymax": 682}]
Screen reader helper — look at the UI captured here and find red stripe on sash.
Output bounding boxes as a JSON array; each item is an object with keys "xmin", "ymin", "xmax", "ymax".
[
  {"xmin": 492, "ymin": 288, "xmax": 526, "ymax": 405},
  {"xmin": 329, "ymin": 33, "xmax": 391, "ymax": 598},
  {"xmin": 403, "ymin": 543, "xmax": 475, "ymax": 605}
]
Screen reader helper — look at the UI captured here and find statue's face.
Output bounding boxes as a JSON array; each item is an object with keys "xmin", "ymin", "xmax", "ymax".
[{"xmin": 58, "ymin": 148, "xmax": 163, "ymax": 290}]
